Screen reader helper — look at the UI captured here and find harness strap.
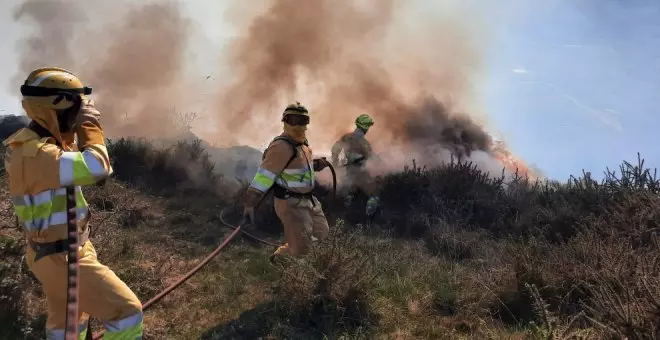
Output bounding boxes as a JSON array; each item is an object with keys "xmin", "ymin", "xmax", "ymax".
[
  {"xmin": 28, "ymin": 226, "xmax": 90, "ymax": 262},
  {"xmin": 345, "ymin": 155, "xmax": 367, "ymax": 167},
  {"xmin": 272, "ymin": 184, "xmax": 316, "ymax": 206}
]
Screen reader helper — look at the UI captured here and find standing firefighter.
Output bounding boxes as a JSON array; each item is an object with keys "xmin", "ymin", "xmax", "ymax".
[
  {"xmin": 331, "ymin": 113, "xmax": 380, "ymax": 218},
  {"xmin": 4, "ymin": 67, "xmax": 143, "ymax": 339},
  {"xmin": 243, "ymin": 102, "xmax": 331, "ymax": 262}
]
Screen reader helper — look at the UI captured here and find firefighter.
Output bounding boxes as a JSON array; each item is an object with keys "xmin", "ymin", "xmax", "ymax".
[
  {"xmin": 330, "ymin": 113, "xmax": 380, "ymax": 218},
  {"xmin": 243, "ymin": 102, "xmax": 330, "ymax": 262},
  {"xmin": 4, "ymin": 67, "xmax": 143, "ymax": 339}
]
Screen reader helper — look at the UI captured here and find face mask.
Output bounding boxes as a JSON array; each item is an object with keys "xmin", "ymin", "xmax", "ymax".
[
  {"xmin": 282, "ymin": 113, "xmax": 309, "ymax": 143},
  {"xmin": 284, "ymin": 123, "xmax": 307, "ymax": 143}
]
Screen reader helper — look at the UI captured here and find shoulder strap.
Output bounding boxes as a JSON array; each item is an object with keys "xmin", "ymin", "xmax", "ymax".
[
  {"xmin": 273, "ymin": 135, "xmax": 299, "ymax": 159},
  {"xmin": 263, "ymin": 135, "xmax": 300, "ymax": 168},
  {"xmin": 274, "ymin": 136, "xmax": 301, "ymax": 173}
]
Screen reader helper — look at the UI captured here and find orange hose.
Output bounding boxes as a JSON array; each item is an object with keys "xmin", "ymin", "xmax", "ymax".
[{"xmin": 91, "ymin": 225, "xmax": 242, "ymax": 339}]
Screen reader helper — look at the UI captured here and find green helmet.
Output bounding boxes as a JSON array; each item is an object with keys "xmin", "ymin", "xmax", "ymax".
[{"xmin": 355, "ymin": 113, "xmax": 374, "ymax": 130}]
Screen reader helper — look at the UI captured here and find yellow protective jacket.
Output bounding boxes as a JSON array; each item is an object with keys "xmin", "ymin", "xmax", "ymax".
[
  {"xmin": 245, "ymin": 134, "xmax": 316, "ymax": 206},
  {"xmin": 331, "ymin": 128, "xmax": 373, "ymax": 166},
  {"xmin": 3, "ymin": 101, "xmax": 112, "ymax": 244}
]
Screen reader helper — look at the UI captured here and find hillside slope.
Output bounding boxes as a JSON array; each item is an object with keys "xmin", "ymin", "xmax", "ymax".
[
  {"xmin": 0, "ymin": 114, "xmax": 29, "ymax": 141},
  {"xmin": 1, "ymin": 137, "xmax": 659, "ymax": 339}
]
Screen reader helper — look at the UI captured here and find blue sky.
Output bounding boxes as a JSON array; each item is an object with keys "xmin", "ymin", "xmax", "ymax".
[
  {"xmin": 480, "ymin": 0, "xmax": 660, "ymax": 179},
  {"xmin": 0, "ymin": 0, "xmax": 658, "ymax": 181}
]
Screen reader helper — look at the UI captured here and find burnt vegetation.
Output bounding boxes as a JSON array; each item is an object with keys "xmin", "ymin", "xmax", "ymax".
[{"xmin": 1, "ymin": 133, "xmax": 659, "ymax": 339}]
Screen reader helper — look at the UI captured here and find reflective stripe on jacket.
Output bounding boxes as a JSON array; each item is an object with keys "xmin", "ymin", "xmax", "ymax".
[
  {"xmin": 4, "ymin": 125, "xmax": 111, "ymax": 243},
  {"xmin": 331, "ymin": 128, "xmax": 373, "ymax": 165},
  {"xmin": 249, "ymin": 134, "xmax": 315, "ymax": 195}
]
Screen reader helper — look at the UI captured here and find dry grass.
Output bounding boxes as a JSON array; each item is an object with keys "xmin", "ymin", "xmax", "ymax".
[{"xmin": 1, "ymin": 139, "xmax": 659, "ymax": 339}]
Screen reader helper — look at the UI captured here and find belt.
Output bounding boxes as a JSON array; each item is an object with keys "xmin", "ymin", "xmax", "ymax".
[
  {"xmin": 345, "ymin": 157, "xmax": 366, "ymax": 167},
  {"xmin": 272, "ymin": 184, "xmax": 316, "ymax": 206},
  {"xmin": 28, "ymin": 227, "xmax": 90, "ymax": 262}
]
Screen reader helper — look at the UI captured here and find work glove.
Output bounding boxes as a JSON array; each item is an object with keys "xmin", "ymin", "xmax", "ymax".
[
  {"xmin": 331, "ymin": 155, "xmax": 339, "ymax": 167},
  {"xmin": 75, "ymin": 99, "xmax": 101, "ymax": 128},
  {"xmin": 243, "ymin": 206, "xmax": 255, "ymax": 225},
  {"xmin": 74, "ymin": 99, "xmax": 103, "ymax": 149},
  {"xmin": 313, "ymin": 157, "xmax": 329, "ymax": 172}
]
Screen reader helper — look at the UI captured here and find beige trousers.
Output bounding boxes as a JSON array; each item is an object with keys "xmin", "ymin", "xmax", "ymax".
[
  {"xmin": 27, "ymin": 240, "xmax": 143, "ymax": 339},
  {"xmin": 273, "ymin": 195, "xmax": 329, "ymax": 257}
]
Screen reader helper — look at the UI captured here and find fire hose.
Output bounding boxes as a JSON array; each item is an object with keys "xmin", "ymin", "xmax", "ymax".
[
  {"xmin": 217, "ymin": 161, "xmax": 336, "ymax": 246},
  {"xmin": 327, "ymin": 161, "xmax": 338, "ymax": 206},
  {"xmin": 90, "ymin": 216, "xmax": 244, "ymax": 339},
  {"xmin": 86, "ymin": 161, "xmax": 336, "ymax": 339},
  {"xmin": 64, "ymin": 186, "xmax": 80, "ymax": 340}
]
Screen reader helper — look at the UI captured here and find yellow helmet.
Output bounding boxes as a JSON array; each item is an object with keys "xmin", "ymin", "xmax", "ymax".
[
  {"xmin": 281, "ymin": 101, "xmax": 309, "ymax": 125},
  {"xmin": 19, "ymin": 67, "xmax": 92, "ymax": 143},
  {"xmin": 20, "ymin": 67, "xmax": 92, "ymax": 110}
]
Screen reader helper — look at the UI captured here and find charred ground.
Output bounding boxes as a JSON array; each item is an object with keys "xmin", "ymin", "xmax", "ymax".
[{"xmin": 1, "ymin": 133, "xmax": 659, "ymax": 339}]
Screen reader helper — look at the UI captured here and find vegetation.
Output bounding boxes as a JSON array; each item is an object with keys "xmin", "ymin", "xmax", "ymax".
[{"xmin": 1, "ymin": 135, "xmax": 659, "ymax": 339}]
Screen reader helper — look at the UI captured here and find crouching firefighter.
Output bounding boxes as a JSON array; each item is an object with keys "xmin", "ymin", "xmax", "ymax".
[
  {"xmin": 4, "ymin": 67, "xmax": 143, "ymax": 339},
  {"xmin": 243, "ymin": 102, "xmax": 331, "ymax": 263},
  {"xmin": 330, "ymin": 113, "xmax": 381, "ymax": 218}
]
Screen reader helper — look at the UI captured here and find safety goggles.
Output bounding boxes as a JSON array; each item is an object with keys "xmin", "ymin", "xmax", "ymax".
[
  {"xmin": 20, "ymin": 85, "xmax": 92, "ymax": 105},
  {"xmin": 20, "ymin": 85, "xmax": 92, "ymax": 97},
  {"xmin": 283, "ymin": 114, "xmax": 310, "ymax": 126}
]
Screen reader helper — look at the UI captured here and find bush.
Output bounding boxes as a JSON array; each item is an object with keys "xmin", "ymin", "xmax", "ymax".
[
  {"xmin": 106, "ymin": 138, "xmax": 221, "ymax": 194},
  {"xmin": 377, "ymin": 160, "xmax": 512, "ymax": 237},
  {"xmin": 272, "ymin": 223, "xmax": 380, "ymax": 337},
  {"xmin": 3, "ymin": 119, "xmax": 660, "ymax": 339}
]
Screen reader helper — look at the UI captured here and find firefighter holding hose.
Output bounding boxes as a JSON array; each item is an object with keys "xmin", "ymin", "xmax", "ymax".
[
  {"xmin": 331, "ymin": 113, "xmax": 381, "ymax": 218},
  {"xmin": 4, "ymin": 67, "xmax": 143, "ymax": 339},
  {"xmin": 243, "ymin": 102, "xmax": 331, "ymax": 262}
]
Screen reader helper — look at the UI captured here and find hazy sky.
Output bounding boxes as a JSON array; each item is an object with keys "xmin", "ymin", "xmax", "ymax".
[{"xmin": 0, "ymin": 0, "xmax": 658, "ymax": 181}]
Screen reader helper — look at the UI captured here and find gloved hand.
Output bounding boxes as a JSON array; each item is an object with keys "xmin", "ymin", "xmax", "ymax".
[
  {"xmin": 313, "ymin": 157, "xmax": 329, "ymax": 171},
  {"xmin": 331, "ymin": 155, "xmax": 339, "ymax": 167},
  {"xmin": 243, "ymin": 206, "xmax": 255, "ymax": 225},
  {"xmin": 75, "ymin": 98, "xmax": 104, "ymax": 150},
  {"xmin": 75, "ymin": 98, "xmax": 101, "ymax": 127}
]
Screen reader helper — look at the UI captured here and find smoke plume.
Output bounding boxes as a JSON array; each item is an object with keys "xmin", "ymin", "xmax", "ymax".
[
  {"xmin": 11, "ymin": 0, "xmax": 538, "ymax": 180},
  {"xmin": 11, "ymin": 0, "xmax": 194, "ymax": 140},
  {"xmin": 11, "ymin": 0, "xmax": 86, "ymax": 91},
  {"xmin": 83, "ymin": 3, "xmax": 192, "ymax": 138},
  {"xmin": 216, "ymin": 0, "xmax": 536, "ymax": 178}
]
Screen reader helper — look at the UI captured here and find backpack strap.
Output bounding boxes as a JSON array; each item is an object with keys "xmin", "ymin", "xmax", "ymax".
[{"xmin": 263, "ymin": 135, "xmax": 302, "ymax": 171}]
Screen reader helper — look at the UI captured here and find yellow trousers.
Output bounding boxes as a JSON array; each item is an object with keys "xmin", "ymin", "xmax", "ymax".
[
  {"xmin": 273, "ymin": 195, "xmax": 329, "ymax": 257},
  {"xmin": 26, "ymin": 240, "xmax": 143, "ymax": 339}
]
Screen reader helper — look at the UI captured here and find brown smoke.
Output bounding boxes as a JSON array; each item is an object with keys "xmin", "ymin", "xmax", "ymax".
[
  {"xmin": 216, "ymin": 0, "xmax": 535, "ymax": 178},
  {"xmin": 11, "ymin": 0, "xmax": 86, "ymax": 89},
  {"xmin": 214, "ymin": 0, "xmax": 398, "ymax": 144},
  {"xmin": 10, "ymin": 0, "xmax": 538, "ymax": 180},
  {"xmin": 11, "ymin": 0, "xmax": 193, "ymax": 139},
  {"xmin": 84, "ymin": 3, "xmax": 192, "ymax": 138}
]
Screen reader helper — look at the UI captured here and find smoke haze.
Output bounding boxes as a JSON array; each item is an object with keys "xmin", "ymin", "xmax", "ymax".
[
  {"xmin": 12, "ymin": 0, "xmax": 195, "ymax": 139},
  {"xmin": 218, "ymin": 0, "xmax": 534, "ymax": 177},
  {"xmin": 10, "ymin": 0, "xmax": 537, "ymax": 180}
]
